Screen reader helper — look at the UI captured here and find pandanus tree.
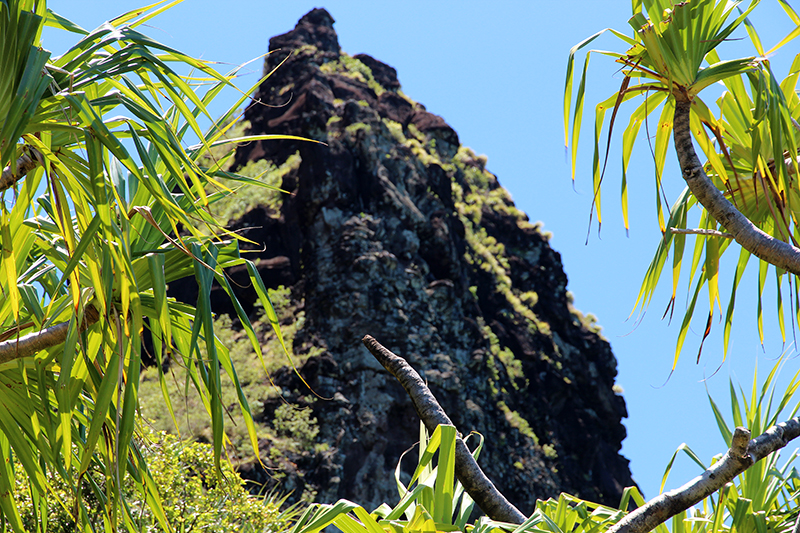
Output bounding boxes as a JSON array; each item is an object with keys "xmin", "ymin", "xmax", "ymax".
[
  {"xmin": 565, "ymin": 0, "xmax": 800, "ymax": 364},
  {"xmin": 562, "ymin": 0, "xmax": 800, "ymax": 532},
  {"xmin": 0, "ymin": 0, "xmax": 309, "ymax": 530}
]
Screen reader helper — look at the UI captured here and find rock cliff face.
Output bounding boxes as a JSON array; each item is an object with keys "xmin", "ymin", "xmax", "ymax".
[{"xmin": 184, "ymin": 8, "xmax": 635, "ymax": 514}]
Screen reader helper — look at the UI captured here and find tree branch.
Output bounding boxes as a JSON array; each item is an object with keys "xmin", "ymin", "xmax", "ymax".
[
  {"xmin": 361, "ymin": 335, "xmax": 527, "ymax": 525},
  {"xmin": 1, "ymin": 147, "xmax": 41, "ymax": 193},
  {"xmin": 673, "ymin": 94, "xmax": 800, "ymax": 275},
  {"xmin": 669, "ymin": 228, "xmax": 733, "ymax": 239},
  {"xmin": 609, "ymin": 418, "xmax": 800, "ymax": 533},
  {"xmin": 361, "ymin": 334, "xmax": 800, "ymax": 532},
  {"xmin": 0, "ymin": 305, "xmax": 100, "ymax": 365}
]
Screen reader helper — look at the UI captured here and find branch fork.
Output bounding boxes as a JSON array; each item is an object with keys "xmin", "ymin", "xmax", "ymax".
[{"xmin": 673, "ymin": 94, "xmax": 800, "ymax": 275}]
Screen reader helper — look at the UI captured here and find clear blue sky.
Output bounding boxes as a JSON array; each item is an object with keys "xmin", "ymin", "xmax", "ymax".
[{"xmin": 45, "ymin": 0, "xmax": 800, "ymax": 501}]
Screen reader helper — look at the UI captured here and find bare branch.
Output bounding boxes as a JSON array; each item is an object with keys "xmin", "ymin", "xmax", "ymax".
[
  {"xmin": 361, "ymin": 335, "xmax": 527, "ymax": 525},
  {"xmin": 610, "ymin": 418, "xmax": 800, "ymax": 533},
  {"xmin": 1, "ymin": 147, "xmax": 41, "ymax": 193},
  {"xmin": 0, "ymin": 305, "xmax": 100, "ymax": 365},
  {"xmin": 669, "ymin": 228, "xmax": 733, "ymax": 239},
  {"xmin": 673, "ymin": 94, "xmax": 800, "ymax": 275}
]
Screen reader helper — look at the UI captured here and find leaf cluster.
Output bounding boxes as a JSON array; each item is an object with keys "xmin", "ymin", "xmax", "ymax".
[
  {"xmin": 11, "ymin": 427, "xmax": 299, "ymax": 532},
  {"xmin": 0, "ymin": 0, "xmax": 314, "ymax": 529},
  {"xmin": 293, "ymin": 423, "xmax": 628, "ymax": 533},
  {"xmin": 652, "ymin": 358, "xmax": 800, "ymax": 533},
  {"xmin": 563, "ymin": 0, "xmax": 800, "ymax": 364}
]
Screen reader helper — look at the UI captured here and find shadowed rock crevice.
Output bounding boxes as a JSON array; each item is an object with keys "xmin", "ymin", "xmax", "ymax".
[{"xmin": 172, "ymin": 8, "xmax": 636, "ymax": 513}]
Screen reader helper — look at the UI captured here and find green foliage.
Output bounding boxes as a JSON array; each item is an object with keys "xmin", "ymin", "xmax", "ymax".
[
  {"xmin": 382, "ymin": 117, "xmax": 444, "ymax": 167},
  {"xmin": 649, "ymin": 358, "xmax": 800, "ymax": 533},
  {"xmin": 561, "ymin": 1, "xmax": 800, "ymax": 526},
  {"xmin": 452, "ymin": 148, "xmax": 556, "ymax": 343},
  {"xmin": 477, "ymin": 319, "xmax": 527, "ymax": 393},
  {"xmin": 0, "ymin": 1, "xmax": 313, "ymax": 529},
  {"xmin": 136, "ymin": 428, "xmax": 299, "ymax": 533},
  {"xmin": 273, "ymin": 404, "xmax": 320, "ymax": 451},
  {"xmin": 139, "ymin": 286, "xmax": 310, "ymax": 452},
  {"xmin": 210, "ymin": 151, "xmax": 302, "ymax": 225},
  {"xmin": 379, "ymin": 115, "xmax": 562, "ymax": 366},
  {"xmin": 572, "ymin": 309, "xmax": 603, "ymax": 336},
  {"xmin": 497, "ymin": 346, "xmax": 525, "ymax": 384},
  {"xmin": 198, "ymin": 117, "xmax": 301, "ymax": 226},
  {"xmin": 497, "ymin": 401, "xmax": 539, "ymax": 445},
  {"xmin": 345, "ymin": 122, "xmax": 373, "ymax": 136},
  {"xmin": 320, "ymin": 54, "xmax": 387, "ymax": 95},
  {"xmin": 541, "ymin": 444, "xmax": 558, "ymax": 460},
  {"xmin": 564, "ymin": 0, "xmax": 800, "ymax": 365},
  {"xmin": 12, "ymin": 428, "xmax": 298, "ymax": 533},
  {"xmin": 290, "ymin": 424, "xmax": 624, "ymax": 533}
]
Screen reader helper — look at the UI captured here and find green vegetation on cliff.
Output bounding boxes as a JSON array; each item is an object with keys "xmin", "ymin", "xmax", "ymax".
[{"xmin": 140, "ymin": 286, "xmax": 323, "ymax": 464}]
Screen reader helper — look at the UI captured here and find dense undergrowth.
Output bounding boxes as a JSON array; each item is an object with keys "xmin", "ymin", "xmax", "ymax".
[{"xmin": 12, "ymin": 427, "xmax": 299, "ymax": 533}]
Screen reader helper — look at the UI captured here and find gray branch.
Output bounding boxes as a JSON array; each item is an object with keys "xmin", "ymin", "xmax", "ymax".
[
  {"xmin": 669, "ymin": 228, "xmax": 733, "ymax": 239},
  {"xmin": 361, "ymin": 335, "xmax": 527, "ymax": 524},
  {"xmin": 0, "ymin": 305, "xmax": 100, "ymax": 365},
  {"xmin": 609, "ymin": 418, "xmax": 800, "ymax": 533},
  {"xmin": 1, "ymin": 147, "xmax": 41, "ymax": 193},
  {"xmin": 673, "ymin": 94, "xmax": 800, "ymax": 275}
]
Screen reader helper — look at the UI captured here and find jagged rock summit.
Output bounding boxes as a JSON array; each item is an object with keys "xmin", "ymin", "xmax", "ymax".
[{"xmin": 188, "ymin": 8, "xmax": 635, "ymax": 513}]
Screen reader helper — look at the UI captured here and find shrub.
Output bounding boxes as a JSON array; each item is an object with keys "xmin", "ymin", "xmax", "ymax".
[{"xmin": 12, "ymin": 427, "xmax": 298, "ymax": 532}]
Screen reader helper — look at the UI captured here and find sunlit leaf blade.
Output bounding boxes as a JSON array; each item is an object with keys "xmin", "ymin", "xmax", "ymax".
[
  {"xmin": 723, "ymin": 248, "xmax": 750, "ymax": 356},
  {"xmin": 0, "ymin": 0, "xmax": 318, "ymax": 527},
  {"xmin": 567, "ymin": 0, "xmax": 800, "ymax": 365},
  {"xmin": 564, "ymin": 29, "xmax": 607, "ymax": 150},
  {"xmin": 674, "ymin": 273, "xmax": 705, "ymax": 369}
]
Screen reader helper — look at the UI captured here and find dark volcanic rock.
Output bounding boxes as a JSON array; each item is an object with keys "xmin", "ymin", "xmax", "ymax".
[{"xmin": 196, "ymin": 8, "xmax": 635, "ymax": 514}]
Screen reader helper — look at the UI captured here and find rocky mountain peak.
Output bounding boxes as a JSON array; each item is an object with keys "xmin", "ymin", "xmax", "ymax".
[
  {"xmin": 267, "ymin": 7, "xmax": 340, "ymax": 70},
  {"xmin": 352, "ymin": 54, "xmax": 401, "ymax": 91},
  {"xmin": 170, "ymin": 8, "xmax": 636, "ymax": 514}
]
